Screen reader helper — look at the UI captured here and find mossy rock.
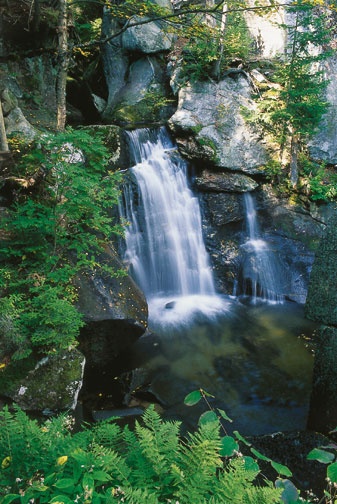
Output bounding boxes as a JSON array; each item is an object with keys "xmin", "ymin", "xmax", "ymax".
[{"xmin": 1, "ymin": 349, "xmax": 85, "ymax": 413}]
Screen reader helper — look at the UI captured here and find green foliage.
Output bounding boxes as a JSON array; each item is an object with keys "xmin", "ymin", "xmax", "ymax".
[
  {"xmin": 0, "ymin": 128, "xmax": 123, "ymax": 361},
  {"xmin": 222, "ymin": 10, "xmax": 252, "ymax": 63},
  {"xmin": 180, "ymin": 9, "xmax": 251, "ymax": 83},
  {"xmin": 307, "ymin": 439, "xmax": 337, "ymax": 502},
  {"xmin": 181, "ymin": 26, "xmax": 220, "ymax": 82},
  {"xmin": 0, "ymin": 402, "xmax": 288, "ymax": 504},
  {"xmin": 250, "ymin": 1, "xmax": 331, "ymax": 189},
  {"xmin": 299, "ymin": 154, "xmax": 337, "ymax": 202}
]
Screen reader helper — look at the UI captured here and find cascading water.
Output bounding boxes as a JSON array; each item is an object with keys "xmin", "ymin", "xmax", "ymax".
[
  {"xmin": 120, "ymin": 127, "xmax": 227, "ymax": 325},
  {"xmin": 118, "ymin": 130, "xmax": 314, "ymax": 437},
  {"xmin": 240, "ymin": 192, "xmax": 285, "ymax": 303}
]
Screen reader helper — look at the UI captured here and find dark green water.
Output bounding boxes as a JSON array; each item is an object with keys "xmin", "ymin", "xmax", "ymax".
[{"xmin": 129, "ymin": 298, "xmax": 316, "ymax": 436}]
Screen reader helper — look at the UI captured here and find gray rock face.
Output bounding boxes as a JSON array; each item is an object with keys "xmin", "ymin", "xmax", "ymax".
[
  {"xmin": 103, "ymin": 55, "xmax": 174, "ymax": 125},
  {"xmin": 195, "ymin": 169, "xmax": 258, "ymax": 193},
  {"xmin": 101, "ymin": 10, "xmax": 129, "ymax": 120},
  {"xmin": 122, "ymin": 16, "xmax": 174, "ymax": 53},
  {"xmin": 309, "ymin": 57, "xmax": 337, "ymax": 164},
  {"xmin": 4, "ymin": 107, "xmax": 37, "ymax": 141},
  {"xmin": 168, "ymin": 75, "xmax": 268, "ymax": 173}
]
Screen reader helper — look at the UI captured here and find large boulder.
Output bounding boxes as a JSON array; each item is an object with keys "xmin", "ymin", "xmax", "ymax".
[
  {"xmin": 11, "ymin": 350, "xmax": 85, "ymax": 413},
  {"xmin": 101, "ymin": 10, "xmax": 129, "ymax": 120},
  {"xmin": 305, "ymin": 211, "xmax": 337, "ymax": 432},
  {"xmin": 75, "ymin": 244, "xmax": 148, "ymax": 408},
  {"xmin": 106, "ymin": 56, "xmax": 174, "ymax": 125},
  {"xmin": 4, "ymin": 107, "xmax": 37, "ymax": 141},
  {"xmin": 122, "ymin": 16, "xmax": 174, "ymax": 53},
  {"xmin": 75, "ymin": 244, "xmax": 148, "ymax": 327},
  {"xmin": 168, "ymin": 74, "xmax": 268, "ymax": 173}
]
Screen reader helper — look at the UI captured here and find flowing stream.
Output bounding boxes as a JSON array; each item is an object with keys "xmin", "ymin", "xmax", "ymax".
[{"xmin": 120, "ymin": 127, "xmax": 315, "ymax": 435}]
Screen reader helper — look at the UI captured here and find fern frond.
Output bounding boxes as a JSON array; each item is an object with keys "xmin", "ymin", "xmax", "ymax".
[
  {"xmin": 119, "ymin": 485, "xmax": 160, "ymax": 504},
  {"xmin": 91, "ymin": 443, "xmax": 131, "ymax": 485}
]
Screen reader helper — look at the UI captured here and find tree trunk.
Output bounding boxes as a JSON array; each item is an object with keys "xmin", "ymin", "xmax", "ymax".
[
  {"xmin": 213, "ymin": 1, "xmax": 227, "ymax": 81},
  {"xmin": 56, "ymin": 0, "xmax": 68, "ymax": 131},
  {"xmin": 0, "ymin": 100, "xmax": 9, "ymax": 152},
  {"xmin": 290, "ymin": 134, "xmax": 299, "ymax": 188}
]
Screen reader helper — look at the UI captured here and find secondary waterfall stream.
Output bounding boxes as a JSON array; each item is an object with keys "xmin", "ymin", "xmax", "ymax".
[
  {"xmin": 240, "ymin": 193, "xmax": 285, "ymax": 303},
  {"xmin": 120, "ymin": 127, "xmax": 315, "ymax": 435}
]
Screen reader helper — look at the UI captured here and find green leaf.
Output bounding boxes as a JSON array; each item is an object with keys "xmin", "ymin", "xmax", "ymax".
[
  {"xmin": 307, "ymin": 448, "xmax": 335, "ymax": 464},
  {"xmin": 198, "ymin": 410, "xmax": 218, "ymax": 426},
  {"xmin": 327, "ymin": 462, "xmax": 337, "ymax": 483},
  {"xmin": 233, "ymin": 430, "xmax": 251, "ymax": 446},
  {"xmin": 184, "ymin": 390, "xmax": 202, "ymax": 406},
  {"xmin": 82, "ymin": 473, "xmax": 94, "ymax": 491},
  {"xmin": 217, "ymin": 408, "xmax": 233, "ymax": 423},
  {"xmin": 220, "ymin": 436, "xmax": 239, "ymax": 457},
  {"xmin": 54, "ymin": 477, "xmax": 75, "ymax": 490},
  {"xmin": 92, "ymin": 470, "xmax": 112, "ymax": 482},
  {"xmin": 243, "ymin": 456, "xmax": 260, "ymax": 472},
  {"xmin": 271, "ymin": 460, "xmax": 292, "ymax": 477},
  {"xmin": 1, "ymin": 495, "xmax": 20, "ymax": 504},
  {"xmin": 50, "ymin": 496, "xmax": 74, "ymax": 504},
  {"xmin": 250, "ymin": 448, "xmax": 271, "ymax": 462}
]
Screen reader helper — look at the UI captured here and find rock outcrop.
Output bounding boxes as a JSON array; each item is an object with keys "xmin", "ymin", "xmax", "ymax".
[
  {"xmin": 168, "ymin": 74, "xmax": 268, "ymax": 173},
  {"xmin": 75, "ymin": 244, "xmax": 148, "ymax": 409},
  {"xmin": 305, "ymin": 210, "xmax": 337, "ymax": 432},
  {"xmin": 101, "ymin": 0, "xmax": 176, "ymax": 125}
]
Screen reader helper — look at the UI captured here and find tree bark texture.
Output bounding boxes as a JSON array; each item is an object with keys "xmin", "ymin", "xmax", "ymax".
[
  {"xmin": 56, "ymin": 0, "xmax": 68, "ymax": 131},
  {"xmin": 0, "ymin": 99, "xmax": 9, "ymax": 152}
]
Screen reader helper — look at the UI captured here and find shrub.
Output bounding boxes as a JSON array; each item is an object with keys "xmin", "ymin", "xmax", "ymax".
[{"xmin": 0, "ymin": 128, "xmax": 123, "ymax": 361}]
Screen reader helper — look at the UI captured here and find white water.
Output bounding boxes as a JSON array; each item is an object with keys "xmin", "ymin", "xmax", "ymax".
[
  {"xmin": 240, "ymin": 193, "xmax": 284, "ymax": 303},
  {"xmin": 120, "ymin": 128, "xmax": 228, "ymax": 325}
]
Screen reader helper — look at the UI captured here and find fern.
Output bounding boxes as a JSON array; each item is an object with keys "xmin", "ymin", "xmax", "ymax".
[{"xmin": 0, "ymin": 405, "xmax": 301, "ymax": 504}]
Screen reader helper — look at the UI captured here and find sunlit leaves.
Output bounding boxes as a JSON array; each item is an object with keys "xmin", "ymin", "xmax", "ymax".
[{"xmin": 307, "ymin": 448, "xmax": 335, "ymax": 464}]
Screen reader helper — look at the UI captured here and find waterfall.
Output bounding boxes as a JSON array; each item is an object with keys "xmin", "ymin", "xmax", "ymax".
[
  {"xmin": 120, "ymin": 128, "xmax": 226, "ymax": 325},
  {"xmin": 240, "ymin": 193, "xmax": 284, "ymax": 304}
]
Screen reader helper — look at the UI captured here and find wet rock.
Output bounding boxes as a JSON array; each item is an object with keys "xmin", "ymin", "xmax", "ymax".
[
  {"xmin": 75, "ymin": 245, "xmax": 148, "ymax": 327},
  {"xmin": 246, "ymin": 430, "xmax": 330, "ymax": 499},
  {"xmin": 75, "ymin": 244, "xmax": 148, "ymax": 408},
  {"xmin": 195, "ymin": 169, "xmax": 258, "ymax": 193}
]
